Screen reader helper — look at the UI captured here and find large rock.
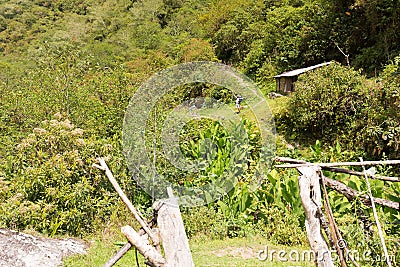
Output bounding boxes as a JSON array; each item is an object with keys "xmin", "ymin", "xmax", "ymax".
[{"xmin": 0, "ymin": 228, "xmax": 87, "ymax": 267}]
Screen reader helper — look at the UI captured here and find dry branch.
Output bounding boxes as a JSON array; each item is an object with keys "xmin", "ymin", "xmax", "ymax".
[
  {"xmin": 278, "ymin": 157, "xmax": 398, "ymax": 266},
  {"xmin": 102, "ymin": 243, "xmax": 132, "ymax": 267},
  {"xmin": 321, "ymin": 167, "xmax": 399, "ymax": 182},
  {"xmin": 121, "ymin": 226, "xmax": 165, "ymax": 267},
  {"xmin": 335, "ymin": 43, "xmax": 350, "ymax": 67},
  {"xmin": 323, "ymin": 175, "xmax": 399, "ymax": 210},
  {"xmin": 95, "ymin": 161, "xmax": 194, "ymax": 267},
  {"xmin": 275, "ymin": 158, "xmax": 399, "ymax": 210},
  {"xmin": 321, "ymin": 176, "xmax": 354, "ymax": 267},
  {"xmin": 93, "ymin": 158, "xmax": 159, "ymax": 245},
  {"xmin": 275, "ymin": 158, "xmax": 400, "ymax": 169},
  {"xmin": 360, "ymin": 159, "xmax": 392, "ymax": 267},
  {"xmin": 102, "ymin": 204, "xmax": 158, "ymax": 267},
  {"xmin": 275, "ymin": 157, "xmax": 399, "ymax": 182}
]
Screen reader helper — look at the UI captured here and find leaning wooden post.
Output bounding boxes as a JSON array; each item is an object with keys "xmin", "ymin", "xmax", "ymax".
[
  {"xmin": 297, "ymin": 166, "xmax": 334, "ymax": 267},
  {"xmin": 93, "ymin": 158, "xmax": 159, "ymax": 245},
  {"xmin": 153, "ymin": 187, "xmax": 194, "ymax": 267}
]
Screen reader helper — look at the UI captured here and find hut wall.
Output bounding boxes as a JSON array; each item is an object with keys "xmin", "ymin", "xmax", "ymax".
[{"xmin": 276, "ymin": 77, "xmax": 296, "ymax": 93}]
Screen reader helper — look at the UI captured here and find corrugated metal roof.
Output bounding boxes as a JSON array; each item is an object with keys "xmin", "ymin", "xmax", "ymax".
[{"xmin": 273, "ymin": 61, "xmax": 332, "ymax": 78}]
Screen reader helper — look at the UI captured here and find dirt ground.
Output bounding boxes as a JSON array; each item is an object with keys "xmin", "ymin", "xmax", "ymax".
[{"xmin": 213, "ymin": 246, "xmax": 255, "ymax": 259}]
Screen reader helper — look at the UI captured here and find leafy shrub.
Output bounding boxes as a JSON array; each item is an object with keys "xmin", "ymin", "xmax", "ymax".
[
  {"xmin": 278, "ymin": 62, "xmax": 370, "ymax": 143},
  {"xmin": 365, "ymin": 56, "xmax": 400, "ymax": 158},
  {"xmin": 0, "ymin": 3, "xmax": 22, "ymax": 19},
  {"xmin": 0, "ymin": 15, "xmax": 6, "ymax": 32},
  {"xmin": 182, "ymin": 206, "xmax": 226, "ymax": 239},
  {"xmin": 0, "ymin": 115, "xmax": 129, "ymax": 236},
  {"xmin": 182, "ymin": 192, "xmax": 307, "ymax": 245},
  {"xmin": 277, "ymin": 61, "xmax": 400, "ymax": 158}
]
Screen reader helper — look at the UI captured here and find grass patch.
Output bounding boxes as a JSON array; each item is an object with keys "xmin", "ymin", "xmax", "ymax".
[
  {"xmin": 64, "ymin": 233, "xmax": 314, "ymax": 266},
  {"xmin": 191, "ymin": 236, "xmax": 313, "ymax": 267},
  {"xmin": 63, "ymin": 227, "xmax": 141, "ymax": 267}
]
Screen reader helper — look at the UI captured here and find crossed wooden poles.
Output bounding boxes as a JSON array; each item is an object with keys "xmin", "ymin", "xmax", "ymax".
[
  {"xmin": 94, "ymin": 156, "xmax": 399, "ymax": 267},
  {"xmin": 93, "ymin": 158, "xmax": 194, "ymax": 267},
  {"xmin": 275, "ymin": 157, "xmax": 399, "ymax": 267}
]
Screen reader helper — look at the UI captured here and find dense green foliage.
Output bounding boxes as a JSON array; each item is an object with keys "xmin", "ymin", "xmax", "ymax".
[
  {"xmin": 1, "ymin": 115, "xmax": 120, "ymax": 235},
  {"xmin": 1, "ymin": 0, "xmax": 400, "ymax": 72},
  {"xmin": 0, "ymin": 0, "xmax": 399, "ymax": 265},
  {"xmin": 278, "ymin": 61, "xmax": 400, "ymax": 159}
]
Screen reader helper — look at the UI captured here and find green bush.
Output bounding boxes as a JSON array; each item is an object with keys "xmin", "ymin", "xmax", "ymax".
[
  {"xmin": 278, "ymin": 62, "xmax": 370, "ymax": 143},
  {"xmin": 182, "ymin": 206, "xmax": 226, "ymax": 239},
  {"xmin": 278, "ymin": 61, "xmax": 400, "ymax": 159},
  {"xmin": 0, "ymin": 115, "xmax": 130, "ymax": 236}
]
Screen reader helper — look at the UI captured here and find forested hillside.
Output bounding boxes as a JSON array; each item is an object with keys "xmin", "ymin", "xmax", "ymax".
[
  {"xmin": 0, "ymin": 0, "xmax": 399, "ymax": 266},
  {"xmin": 1, "ymin": 0, "xmax": 400, "ymax": 72},
  {"xmin": 1, "ymin": 0, "xmax": 400, "ymax": 150}
]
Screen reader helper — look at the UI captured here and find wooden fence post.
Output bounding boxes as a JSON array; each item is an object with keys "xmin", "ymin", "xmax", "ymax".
[
  {"xmin": 153, "ymin": 187, "xmax": 194, "ymax": 267},
  {"xmin": 297, "ymin": 166, "xmax": 334, "ymax": 267}
]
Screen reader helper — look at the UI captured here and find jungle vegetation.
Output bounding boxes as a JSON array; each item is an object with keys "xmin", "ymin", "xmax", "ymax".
[{"xmin": 0, "ymin": 0, "xmax": 399, "ymax": 266}]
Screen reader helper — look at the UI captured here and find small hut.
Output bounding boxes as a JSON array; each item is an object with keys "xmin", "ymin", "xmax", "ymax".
[{"xmin": 274, "ymin": 62, "xmax": 332, "ymax": 93}]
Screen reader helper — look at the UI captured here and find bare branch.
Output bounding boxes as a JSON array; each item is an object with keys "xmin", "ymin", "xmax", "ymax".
[
  {"xmin": 276, "ymin": 159, "xmax": 400, "ymax": 168},
  {"xmin": 335, "ymin": 42, "xmax": 350, "ymax": 67},
  {"xmin": 322, "ymin": 175, "xmax": 399, "ymax": 210},
  {"xmin": 275, "ymin": 157, "xmax": 399, "ymax": 182},
  {"xmin": 93, "ymin": 158, "xmax": 159, "ymax": 245}
]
